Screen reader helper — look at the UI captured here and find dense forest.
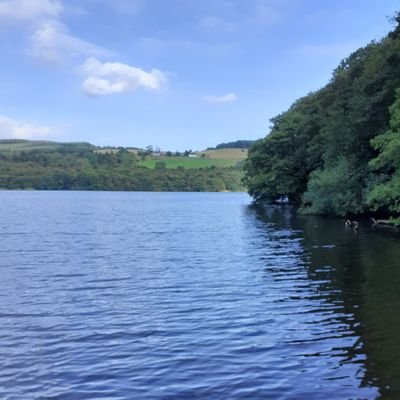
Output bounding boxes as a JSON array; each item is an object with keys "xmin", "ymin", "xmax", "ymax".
[
  {"xmin": 0, "ymin": 140, "xmax": 244, "ymax": 192},
  {"xmin": 244, "ymin": 13, "xmax": 400, "ymax": 222}
]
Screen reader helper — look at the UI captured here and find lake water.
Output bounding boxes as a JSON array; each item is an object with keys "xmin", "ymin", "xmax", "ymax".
[{"xmin": 1, "ymin": 191, "xmax": 400, "ymax": 399}]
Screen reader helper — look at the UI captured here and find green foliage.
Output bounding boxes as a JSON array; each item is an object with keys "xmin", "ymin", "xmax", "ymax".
[
  {"xmin": 244, "ymin": 94, "xmax": 324, "ymax": 203},
  {"xmin": 244, "ymin": 13, "xmax": 400, "ymax": 218},
  {"xmin": 302, "ymin": 158, "xmax": 366, "ymax": 216},
  {"xmin": 212, "ymin": 140, "xmax": 255, "ymax": 150},
  {"xmin": 0, "ymin": 140, "xmax": 245, "ymax": 192},
  {"xmin": 369, "ymin": 90, "xmax": 400, "ymax": 171},
  {"xmin": 368, "ymin": 175, "xmax": 400, "ymax": 213},
  {"xmin": 368, "ymin": 89, "xmax": 400, "ymax": 214},
  {"xmin": 155, "ymin": 161, "xmax": 167, "ymax": 170}
]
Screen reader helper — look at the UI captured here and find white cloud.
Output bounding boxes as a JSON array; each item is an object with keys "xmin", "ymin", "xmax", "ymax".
[
  {"xmin": 203, "ymin": 93, "xmax": 238, "ymax": 103},
  {"xmin": 28, "ymin": 19, "xmax": 112, "ymax": 63},
  {"xmin": 0, "ymin": 0, "xmax": 62, "ymax": 21},
  {"xmin": 0, "ymin": 115, "xmax": 55, "ymax": 139},
  {"xmin": 0, "ymin": 1, "xmax": 112, "ymax": 64},
  {"xmin": 79, "ymin": 57, "xmax": 168, "ymax": 96}
]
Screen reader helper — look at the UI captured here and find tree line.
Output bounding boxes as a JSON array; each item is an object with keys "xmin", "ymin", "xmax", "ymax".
[{"xmin": 207, "ymin": 140, "xmax": 255, "ymax": 150}]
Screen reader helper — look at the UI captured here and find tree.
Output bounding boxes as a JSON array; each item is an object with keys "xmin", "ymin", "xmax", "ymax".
[
  {"xmin": 368, "ymin": 89, "xmax": 400, "ymax": 214},
  {"xmin": 145, "ymin": 145, "xmax": 153, "ymax": 155},
  {"xmin": 302, "ymin": 157, "xmax": 366, "ymax": 216}
]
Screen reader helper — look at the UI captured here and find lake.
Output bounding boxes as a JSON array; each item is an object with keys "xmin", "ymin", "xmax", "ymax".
[{"xmin": 1, "ymin": 191, "xmax": 400, "ymax": 399}]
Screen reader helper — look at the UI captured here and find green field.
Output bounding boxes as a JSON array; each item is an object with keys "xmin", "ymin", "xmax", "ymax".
[
  {"xmin": 138, "ymin": 148, "xmax": 248, "ymax": 169},
  {"xmin": 138, "ymin": 157, "xmax": 241, "ymax": 169},
  {"xmin": 199, "ymin": 148, "xmax": 248, "ymax": 160},
  {"xmin": 0, "ymin": 139, "xmax": 93, "ymax": 153},
  {"xmin": 0, "ymin": 140, "xmax": 61, "ymax": 152}
]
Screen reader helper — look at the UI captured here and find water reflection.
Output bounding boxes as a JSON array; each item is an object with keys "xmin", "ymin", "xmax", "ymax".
[{"xmin": 250, "ymin": 203, "xmax": 400, "ymax": 399}]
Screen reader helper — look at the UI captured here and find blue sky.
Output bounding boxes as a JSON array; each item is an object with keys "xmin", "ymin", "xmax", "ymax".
[{"xmin": 0, "ymin": 0, "xmax": 398, "ymax": 151}]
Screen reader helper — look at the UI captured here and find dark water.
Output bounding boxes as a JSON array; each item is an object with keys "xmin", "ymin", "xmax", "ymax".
[{"xmin": 1, "ymin": 192, "xmax": 400, "ymax": 399}]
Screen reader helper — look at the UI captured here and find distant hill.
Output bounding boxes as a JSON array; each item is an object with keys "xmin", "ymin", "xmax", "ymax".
[
  {"xmin": 208, "ymin": 140, "xmax": 255, "ymax": 150},
  {"xmin": 0, "ymin": 139, "xmax": 93, "ymax": 153},
  {"xmin": 0, "ymin": 139, "xmax": 245, "ymax": 192},
  {"xmin": 199, "ymin": 148, "xmax": 248, "ymax": 161}
]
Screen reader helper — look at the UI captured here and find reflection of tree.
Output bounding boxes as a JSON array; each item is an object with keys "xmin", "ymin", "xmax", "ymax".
[{"xmin": 249, "ymin": 204, "xmax": 400, "ymax": 398}]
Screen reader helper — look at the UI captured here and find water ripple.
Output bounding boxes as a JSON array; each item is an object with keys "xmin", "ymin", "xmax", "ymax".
[{"xmin": 0, "ymin": 192, "xmax": 393, "ymax": 399}]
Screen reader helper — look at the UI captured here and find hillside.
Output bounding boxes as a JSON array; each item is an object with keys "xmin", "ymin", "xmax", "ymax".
[
  {"xmin": 137, "ymin": 148, "xmax": 247, "ymax": 169},
  {"xmin": 244, "ymin": 13, "xmax": 400, "ymax": 221},
  {"xmin": 199, "ymin": 148, "xmax": 248, "ymax": 160},
  {"xmin": 0, "ymin": 139, "xmax": 94, "ymax": 153},
  {"xmin": 0, "ymin": 140, "xmax": 246, "ymax": 192}
]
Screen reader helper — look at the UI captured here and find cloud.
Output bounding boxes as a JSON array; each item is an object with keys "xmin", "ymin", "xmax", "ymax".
[
  {"xmin": 79, "ymin": 57, "xmax": 168, "ymax": 96},
  {"xmin": 0, "ymin": 0, "xmax": 63, "ymax": 21},
  {"xmin": 0, "ymin": 115, "xmax": 55, "ymax": 139},
  {"xmin": 28, "ymin": 19, "xmax": 112, "ymax": 63},
  {"xmin": 0, "ymin": 1, "xmax": 112, "ymax": 64},
  {"xmin": 203, "ymin": 93, "xmax": 238, "ymax": 103}
]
